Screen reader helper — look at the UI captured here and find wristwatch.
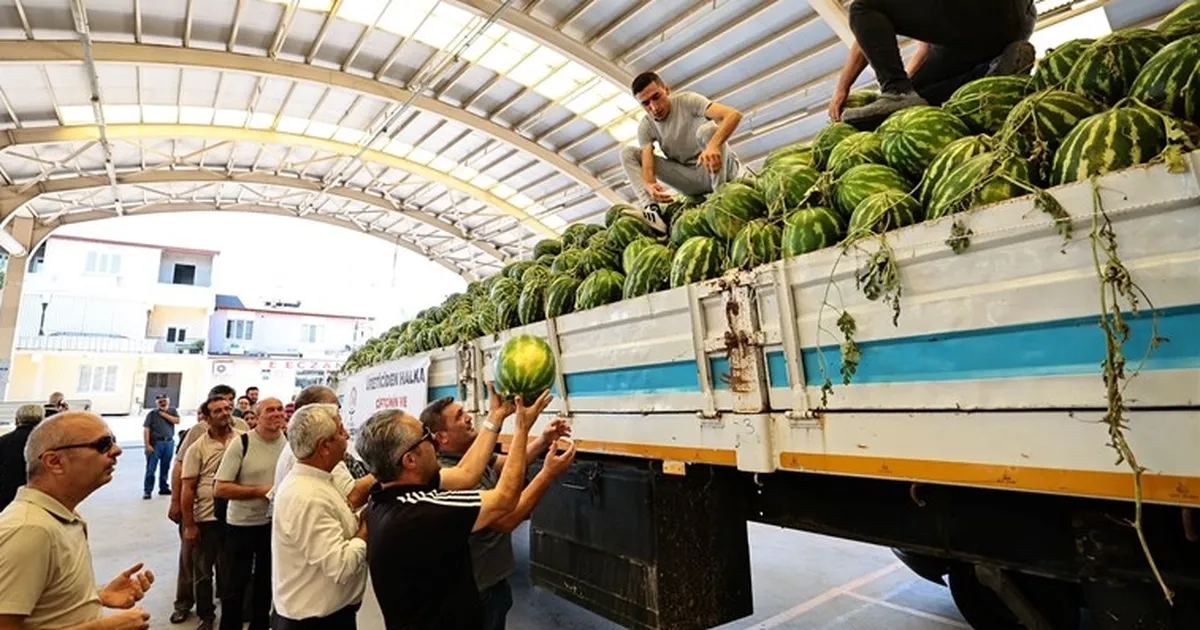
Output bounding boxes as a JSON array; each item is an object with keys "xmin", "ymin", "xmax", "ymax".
[{"xmin": 482, "ymin": 419, "xmax": 501, "ymax": 433}]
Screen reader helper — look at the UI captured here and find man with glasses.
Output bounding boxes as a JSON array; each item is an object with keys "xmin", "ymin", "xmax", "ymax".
[
  {"xmin": 0, "ymin": 411, "xmax": 155, "ymax": 629},
  {"xmin": 357, "ymin": 389, "xmax": 552, "ymax": 629},
  {"xmin": 271, "ymin": 404, "xmax": 367, "ymax": 629},
  {"xmin": 142, "ymin": 395, "xmax": 179, "ymax": 500}
]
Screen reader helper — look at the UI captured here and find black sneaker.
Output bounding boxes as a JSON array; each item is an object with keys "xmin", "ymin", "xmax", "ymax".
[
  {"xmin": 988, "ymin": 40, "xmax": 1036, "ymax": 76},
  {"xmin": 623, "ymin": 204, "xmax": 668, "ymax": 235},
  {"xmin": 143, "ymin": 493, "xmax": 151, "ymax": 500}
]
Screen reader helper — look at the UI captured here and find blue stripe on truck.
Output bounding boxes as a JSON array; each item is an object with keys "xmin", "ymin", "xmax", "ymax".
[{"xmin": 429, "ymin": 385, "xmax": 458, "ymax": 400}]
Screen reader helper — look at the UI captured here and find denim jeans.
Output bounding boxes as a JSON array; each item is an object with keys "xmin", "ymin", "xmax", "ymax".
[{"xmin": 144, "ymin": 439, "xmax": 174, "ymax": 495}]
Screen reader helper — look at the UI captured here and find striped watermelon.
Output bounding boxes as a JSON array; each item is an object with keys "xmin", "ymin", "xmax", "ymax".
[
  {"xmin": 544, "ymin": 275, "xmax": 581, "ymax": 319},
  {"xmin": 917, "ymin": 135, "xmax": 993, "ymax": 207},
  {"xmin": 1159, "ymin": 0, "xmax": 1200, "ymax": 39},
  {"xmin": 623, "ymin": 244, "xmax": 673, "ymax": 299},
  {"xmin": 1129, "ymin": 35, "xmax": 1200, "ymax": 123},
  {"xmin": 833, "ymin": 164, "xmax": 912, "ymax": 219},
  {"xmin": 535, "ymin": 254, "xmax": 556, "ymax": 268},
  {"xmin": 848, "ymin": 190, "xmax": 924, "ymax": 237},
  {"xmin": 579, "ymin": 245, "xmax": 622, "ymax": 276},
  {"xmin": 757, "ymin": 162, "xmax": 820, "ymax": 217},
  {"xmin": 844, "ymin": 89, "xmax": 880, "ymax": 109},
  {"xmin": 1034, "ymin": 39, "xmax": 1094, "ymax": 90},
  {"xmin": 670, "ymin": 236, "xmax": 724, "ymax": 288},
  {"xmin": 705, "ymin": 182, "xmax": 767, "ymax": 240},
  {"xmin": 576, "ymin": 269, "xmax": 625, "ymax": 311},
  {"xmin": 492, "ymin": 334, "xmax": 556, "ymax": 402},
  {"xmin": 561, "ymin": 223, "xmax": 594, "ymax": 248},
  {"xmin": 878, "ymin": 106, "xmax": 970, "ymax": 179},
  {"xmin": 670, "ymin": 207, "xmax": 715, "ymax": 246},
  {"xmin": 476, "ymin": 299, "xmax": 499, "ymax": 334},
  {"xmin": 533, "ymin": 239, "xmax": 562, "ymax": 258},
  {"xmin": 730, "ymin": 220, "xmax": 782, "ymax": 269},
  {"xmin": 1063, "ymin": 29, "xmax": 1168, "ymax": 106},
  {"xmin": 551, "ymin": 248, "xmax": 587, "ymax": 277},
  {"xmin": 605, "ymin": 203, "xmax": 636, "ymax": 227},
  {"xmin": 928, "ymin": 152, "xmax": 1034, "ymax": 219},
  {"xmin": 622, "ymin": 237, "xmax": 658, "ymax": 274},
  {"xmin": 813, "ymin": 122, "xmax": 859, "ymax": 170},
  {"xmin": 587, "ymin": 229, "xmax": 612, "ymax": 251},
  {"xmin": 1050, "ymin": 104, "xmax": 1169, "ymax": 186},
  {"xmin": 998, "ymin": 90, "xmax": 1104, "ymax": 183},
  {"xmin": 605, "ymin": 215, "xmax": 656, "ymax": 252},
  {"xmin": 518, "ymin": 280, "xmax": 548, "ymax": 326},
  {"xmin": 521, "ymin": 264, "xmax": 553, "ymax": 286},
  {"xmin": 504, "ymin": 260, "xmax": 536, "ymax": 280},
  {"xmin": 944, "ymin": 76, "xmax": 1036, "ymax": 134},
  {"xmin": 782, "ymin": 207, "xmax": 845, "ymax": 257},
  {"xmin": 827, "ymin": 131, "xmax": 886, "ymax": 176},
  {"xmin": 763, "ymin": 142, "xmax": 815, "ymax": 171},
  {"xmin": 489, "ymin": 276, "xmax": 520, "ymax": 305}
]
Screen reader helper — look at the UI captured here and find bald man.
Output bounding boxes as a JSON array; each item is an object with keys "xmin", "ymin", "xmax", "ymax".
[{"xmin": 0, "ymin": 411, "xmax": 154, "ymax": 630}]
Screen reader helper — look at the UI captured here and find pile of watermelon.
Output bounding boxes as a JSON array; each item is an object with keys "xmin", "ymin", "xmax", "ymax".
[{"xmin": 340, "ymin": 5, "xmax": 1200, "ymax": 372}]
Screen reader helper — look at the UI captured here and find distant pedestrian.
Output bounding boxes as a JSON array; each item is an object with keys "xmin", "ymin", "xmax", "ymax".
[
  {"xmin": 43, "ymin": 392, "xmax": 68, "ymax": 418},
  {"xmin": 142, "ymin": 395, "xmax": 179, "ymax": 500},
  {"xmin": 0, "ymin": 404, "xmax": 46, "ymax": 511},
  {"xmin": 246, "ymin": 387, "xmax": 260, "ymax": 406}
]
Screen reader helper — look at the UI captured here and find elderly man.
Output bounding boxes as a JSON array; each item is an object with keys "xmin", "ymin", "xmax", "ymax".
[
  {"xmin": 0, "ymin": 411, "xmax": 154, "ymax": 630},
  {"xmin": 181, "ymin": 395, "xmax": 241, "ymax": 630},
  {"xmin": 43, "ymin": 393, "xmax": 67, "ymax": 418},
  {"xmin": 421, "ymin": 391, "xmax": 575, "ymax": 629},
  {"xmin": 271, "ymin": 404, "xmax": 367, "ymax": 629},
  {"xmin": 358, "ymin": 390, "xmax": 552, "ymax": 628},
  {"xmin": 0, "ymin": 404, "xmax": 45, "ymax": 511},
  {"xmin": 273, "ymin": 385, "xmax": 373, "ymax": 509},
  {"xmin": 142, "ymin": 395, "xmax": 179, "ymax": 500},
  {"xmin": 214, "ymin": 398, "xmax": 286, "ymax": 630}
]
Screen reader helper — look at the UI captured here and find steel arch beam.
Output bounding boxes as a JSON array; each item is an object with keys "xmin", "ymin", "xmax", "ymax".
[
  {"xmin": 0, "ymin": 123, "xmax": 559, "ymax": 239},
  {"xmin": 0, "ymin": 169, "xmax": 508, "ymax": 262},
  {"xmin": 0, "ymin": 40, "xmax": 623, "ymax": 208}
]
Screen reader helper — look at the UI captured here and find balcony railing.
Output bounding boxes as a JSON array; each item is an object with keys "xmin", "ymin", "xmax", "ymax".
[{"xmin": 17, "ymin": 335, "xmax": 205, "ymax": 354}]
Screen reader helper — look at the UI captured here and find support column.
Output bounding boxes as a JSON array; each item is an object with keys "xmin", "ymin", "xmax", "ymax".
[
  {"xmin": 0, "ymin": 218, "xmax": 36, "ymax": 400},
  {"xmin": 806, "ymin": 0, "xmax": 854, "ymax": 46}
]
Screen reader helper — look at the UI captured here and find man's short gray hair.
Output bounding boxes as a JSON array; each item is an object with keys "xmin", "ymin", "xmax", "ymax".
[
  {"xmin": 24, "ymin": 412, "xmax": 94, "ymax": 479},
  {"xmin": 15, "ymin": 404, "xmax": 45, "ymax": 427},
  {"xmin": 356, "ymin": 409, "xmax": 419, "ymax": 483},
  {"xmin": 288, "ymin": 403, "xmax": 340, "ymax": 459}
]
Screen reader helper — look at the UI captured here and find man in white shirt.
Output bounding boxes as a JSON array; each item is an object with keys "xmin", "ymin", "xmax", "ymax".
[
  {"xmin": 271, "ymin": 404, "xmax": 367, "ymax": 629},
  {"xmin": 272, "ymin": 385, "xmax": 373, "ymax": 509}
]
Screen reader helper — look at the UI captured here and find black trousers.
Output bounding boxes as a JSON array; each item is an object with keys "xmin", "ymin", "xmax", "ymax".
[
  {"xmin": 192, "ymin": 521, "xmax": 225, "ymax": 621},
  {"xmin": 849, "ymin": 0, "xmax": 1036, "ymax": 101},
  {"xmin": 271, "ymin": 604, "xmax": 360, "ymax": 630},
  {"xmin": 479, "ymin": 579, "xmax": 513, "ymax": 630},
  {"xmin": 220, "ymin": 523, "xmax": 272, "ymax": 630}
]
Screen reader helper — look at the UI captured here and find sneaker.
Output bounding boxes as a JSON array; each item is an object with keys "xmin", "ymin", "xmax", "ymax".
[
  {"xmin": 159, "ymin": 489, "xmax": 171, "ymax": 495},
  {"xmin": 623, "ymin": 204, "xmax": 668, "ymax": 235},
  {"xmin": 988, "ymin": 40, "xmax": 1036, "ymax": 77},
  {"xmin": 143, "ymin": 493, "xmax": 151, "ymax": 500},
  {"xmin": 169, "ymin": 610, "xmax": 190, "ymax": 624},
  {"xmin": 842, "ymin": 91, "xmax": 928, "ymax": 125}
]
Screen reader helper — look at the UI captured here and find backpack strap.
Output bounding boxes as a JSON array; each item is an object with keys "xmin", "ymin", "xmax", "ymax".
[{"xmin": 241, "ymin": 432, "xmax": 249, "ymax": 456}]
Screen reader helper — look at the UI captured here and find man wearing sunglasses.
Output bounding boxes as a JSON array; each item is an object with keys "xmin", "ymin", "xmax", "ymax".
[
  {"xmin": 0, "ymin": 411, "xmax": 155, "ymax": 630},
  {"xmin": 357, "ymin": 388, "xmax": 552, "ymax": 629}
]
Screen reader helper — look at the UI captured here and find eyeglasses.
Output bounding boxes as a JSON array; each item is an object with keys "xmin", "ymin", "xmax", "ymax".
[
  {"xmin": 48, "ymin": 434, "xmax": 117, "ymax": 454},
  {"xmin": 402, "ymin": 425, "xmax": 435, "ymax": 457}
]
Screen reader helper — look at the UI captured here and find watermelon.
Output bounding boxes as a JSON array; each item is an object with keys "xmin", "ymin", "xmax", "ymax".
[
  {"xmin": 623, "ymin": 244, "xmax": 673, "ymax": 298},
  {"xmin": 578, "ymin": 245, "xmax": 622, "ymax": 276},
  {"xmin": 476, "ymin": 300, "xmax": 499, "ymax": 334},
  {"xmin": 704, "ymin": 182, "xmax": 767, "ymax": 240},
  {"xmin": 844, "ymin": 89, "xmax": 879, "ymax": 109},
  {"xmin": 544, "ymin": 275, "xmax": 581, "ymax": 319},
  {"xmin": 622, "ymin": 236, "xmax": 659, "ymax": 274},
  {"xmin": 878, "ymin": 106, "xmax": 970, "ymax": 179},
  {"xmin": 813, "ymin": 122, "xmax": 859, "ymax": 170},
  {"xmin": 1158, "ymin": 0, "xmax": 1200, "ymax": 39},
  {"xmin": 848, "ymin": 190, "xmax": 924, "ymax": 237},
  {"xmin": 782, "ymin": 207, "xmax": 845, "ymax": 257},
  {"xmin": 757, "ymin": 162, "xmax": 820, "ymax": 217},
  {"xmin": 606, "ymin": 215, "xmax": 656, "ymax": 252},
  {"xmin": 928, "ymin": 152, "xmax": 1034, "ymax": 219},
  {"xmin": 535, "ymin": 254, "xmax": 556, "ymax": 268},
  {"xmin": 576, "ymin": 269, "xmax": 625, "ymax": 311},
  {"xmin": 670, "ymin": 236, "xmax": 724, "ymax": 288},
  {"xmin": 521, "ymin": 264, "xmax": 553, "ymax": 286},
  {"xmin": 943, "ymin": 76, "xmax": 1036, "ymax": 134},
  {"xmin": 1034, "ymin": 38, "xmax": 1094, "ymax": 90},
  {"xmin": 605, "ymin": 203, "xmax": 636, "ymax": 227},
  {"xmin": 492, "ymin": 334, "xmax": 556, "ymax": 402},
  {"xmin": 1129, "ymin": 35, "xmax": 1200, "ymax": 124},
  {"xmin": 518, "ymin": 280, "xmax": 548, "ymax": 326},
  {"xmin": 586, "ymin": 228, "xmax": 611, "ymax": 251},
  {"xmin": 504, "ymin": 260, "xmax": 536, "ymax": 280},
  {"xmin": 827, "ymin": 131, "xmax": 886, "ymax": 176},
  {"xmin": 1050, "ymin": 104, "xmax": 1169, "ymax": 186},
  {"xmin": 763, "ymin": 142, "xmax": 814, "ymax": 171},
  {"xmin": 552, "ymin": 249, "xmax": 588, "ymax": 278},
  {"xmin": 997, "ymin": 90, "xmax": 1104, "ymax": 182},
  {"xmin": 1063, "ymin": 29, "xmax": 1168, "ymax": 106},
  {"xmin": 729, "ymin": 220, "xmax": 782, "ymax": 269},
  {"xmin": 833, "ymin": 164, "xmax": 912, "ymax": 219},
  {"xmin": 917, "ymin": 135, "xmax": 993, "ymax": 207},
  {"xmin": 533, "ymin": 239, "xmax": 562, "ymax": 258},
  {"xmin": 562, "ymin": 223, "xmax": 602, "ymax": 248}
]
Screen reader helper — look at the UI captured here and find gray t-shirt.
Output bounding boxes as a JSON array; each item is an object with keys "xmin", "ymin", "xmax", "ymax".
[
  {"xmin": 637, "ymin": 91, "xmax": 712, "ymax": 165},
  {"xmin": 215, "ymin": 430, "xmax": 286, "ymax": 527},
  {"xmin": 143, "ymin": 408, "xmax": 178, "ymax": 443},
  {"xmin": 438, "ymin": 452, "xmax": 513, "ymax": 591}
]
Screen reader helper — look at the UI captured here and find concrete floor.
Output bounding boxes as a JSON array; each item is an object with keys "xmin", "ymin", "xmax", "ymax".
[{"xmin": 84, "ymin": 437, "xmax": 974, "ymax": 629}]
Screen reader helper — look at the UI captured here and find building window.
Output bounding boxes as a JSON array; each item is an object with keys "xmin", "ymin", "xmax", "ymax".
[
  {"xmin": 84, "ymin": 252, "xmax": 121, "ymax": 275},
  {"xmin": 167, "ymin": 327, "xmax": 187, "ymax": 343},
  {"xmin": 172, "ymin": 264, "xmax": 196, "ymax": 285},
  {"xmin": 77, "ymin": 365, "xmax": 118, "ymax": 393},
  {"xmin": 301, "ymin": 324, "xmax": 323, "ymax": 344},
  {"xmin": 225, "ymin": 319, "xmax": 254, "ymax": 340}
]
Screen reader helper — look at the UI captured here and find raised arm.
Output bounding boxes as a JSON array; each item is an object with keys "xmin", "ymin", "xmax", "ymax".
[
  {"xmin": 473, "ymin": 391, "xmax": 549, "ymax": 532},
  {"xmin": 830, "ymin": 42, "xmax": 870, "ymax": 121},
  {"xmin": 491, "ymin": 440, "xmax": 576, "ymax": 533},
  {"xmin": 440, "ymin": 382, "xmax": 513, "ymax": 491}
]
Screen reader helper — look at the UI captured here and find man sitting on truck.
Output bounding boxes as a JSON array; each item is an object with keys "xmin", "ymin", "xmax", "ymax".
[
  {"xmin": 420, "ymin": 390, "xmax": 574, "ymax": 630},
  {"xmin": 618, "ymin": 72, "xmax": 744, "ymax": 234}
]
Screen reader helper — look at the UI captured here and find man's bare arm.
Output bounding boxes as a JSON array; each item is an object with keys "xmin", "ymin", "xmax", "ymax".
[
  {"xmin": 441, "ymin": 383, "xmax": 512, "ymax": 490},
  {"xmin": 702, "ymin": 101, "xmax": 743, "ymax": 148},
  {"xmin": 0, "ymin": 611, "xmax": 149, "ymax": 630},
  {"xmin": 906, "ymin": 41, "xmax": 931, "ymax": 77},
  {"xmin": 159, "ymin": 411, "xmax": 180, "ymax": 424},
  {"xmin": 213, "ymin": 480, "xmax": 270, "ymax": 500}
]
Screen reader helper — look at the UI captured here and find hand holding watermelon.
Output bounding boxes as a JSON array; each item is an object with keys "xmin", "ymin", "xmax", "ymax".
[
  {"xmin": 515, "ymin": 390, "xmax": 554, "ymax": 434},
  {"xmin": 486, "ymin": 381, "xmax": 516, "ymax": 426}
]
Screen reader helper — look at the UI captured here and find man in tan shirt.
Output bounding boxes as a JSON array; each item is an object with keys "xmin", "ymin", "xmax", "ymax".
[{"xmin": 0, "ymin": 411, "xmax": 155, "ymax": 630}]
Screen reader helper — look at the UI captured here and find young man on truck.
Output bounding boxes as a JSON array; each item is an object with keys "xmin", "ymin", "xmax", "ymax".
[{"xmin": 618, "ymin": 72, "xmax": 744, "ymax": 234}]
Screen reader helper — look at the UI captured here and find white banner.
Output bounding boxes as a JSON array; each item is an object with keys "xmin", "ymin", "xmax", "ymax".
[{"xmin": 337, "ymin": 355, "xmax": 432, "ymax": 433}]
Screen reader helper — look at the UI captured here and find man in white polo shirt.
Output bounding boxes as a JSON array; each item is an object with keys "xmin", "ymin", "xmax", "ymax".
[{"xmin": 0, "ymin": 411, "xmax": 155, "ymax": 630}]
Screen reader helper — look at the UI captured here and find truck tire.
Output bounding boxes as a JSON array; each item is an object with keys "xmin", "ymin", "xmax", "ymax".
[{"xmin": 948, "ymin": 565, "xmax": 1081, "ymax": 630}]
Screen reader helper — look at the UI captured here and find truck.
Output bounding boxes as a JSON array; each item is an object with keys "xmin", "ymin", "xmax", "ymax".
[{"xmin": 344, "ymin": 156, "xmax": 1200, "ymax": 629}]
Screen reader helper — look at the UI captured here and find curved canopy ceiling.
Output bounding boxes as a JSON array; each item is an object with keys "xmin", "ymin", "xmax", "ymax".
[{"xmin": 0, "ymin": 0, "xmax": 1179, "ymax": 278}]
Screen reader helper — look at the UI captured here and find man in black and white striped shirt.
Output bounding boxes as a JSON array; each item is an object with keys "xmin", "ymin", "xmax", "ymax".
[{"xmin": 356, "ymin": 390, "xmax": 550, "ymax": 629}]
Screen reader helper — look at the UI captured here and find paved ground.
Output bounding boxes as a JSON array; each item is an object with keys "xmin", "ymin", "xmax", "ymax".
[{"xmin": 85, "ymin": 432, "xmax": 975, "ymax": 629}]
